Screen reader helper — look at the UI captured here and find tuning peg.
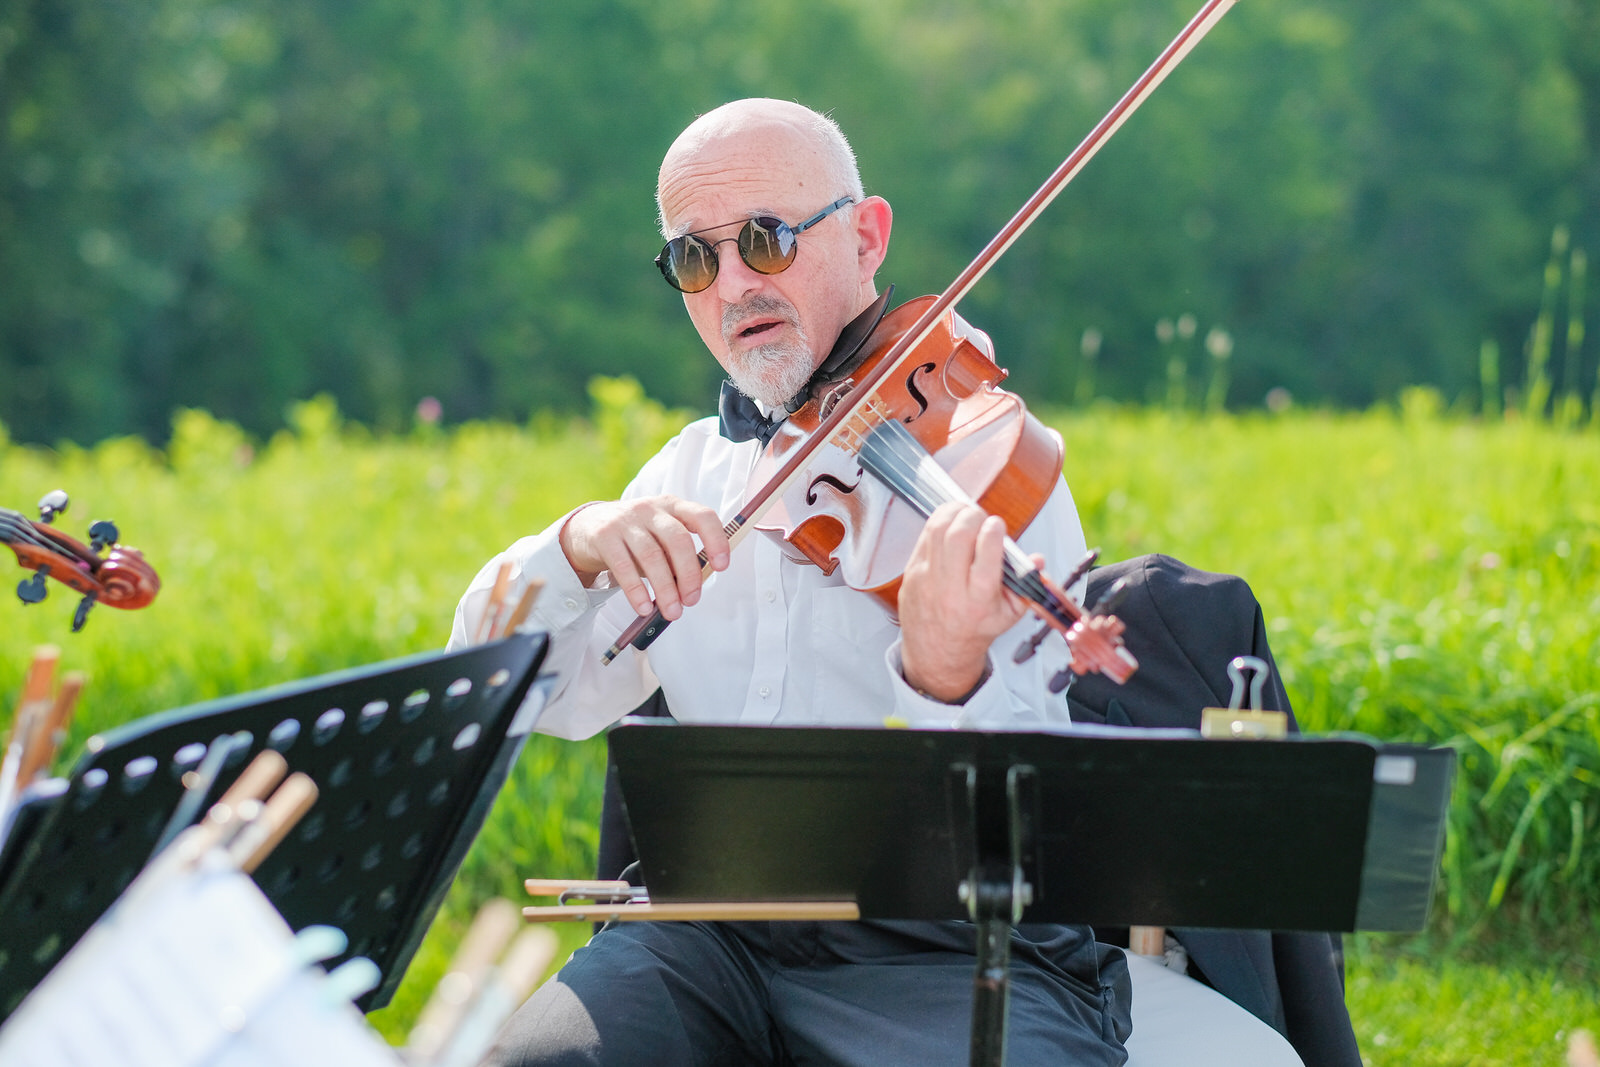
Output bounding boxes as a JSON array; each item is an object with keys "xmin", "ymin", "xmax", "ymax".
[
  {"xmin": 1088, "ymin": 575, "xmax": 1131, "ymax": 616},
  {"xmin": 72, "ymin": 594, "xmax": 97, "ymax": 632},
  {"xmin": 38, "ymin": 490, "xmax": 69, "ymax": 525},
  {"xmin": 1047, "ymin": 667, "xmax": 1075, "ymax": 694},
  {"xmin": 1057, "ymin": 548, "xmax": 1100, "ymax": 591},
  {"xmin": 88, "ymin": 520, "xmax": 120, "ymax": 554},
  {"xmin": 17, "ymin": 568, "xmax": 49, "ymax": 604},
  {"xmin": 1012, "ymin": 621, "xmax": 1053, "ymax": 665}
]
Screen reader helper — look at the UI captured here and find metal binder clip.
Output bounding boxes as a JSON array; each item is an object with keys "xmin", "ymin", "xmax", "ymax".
[{"xmin": 1199, "ymin": 655, "xmax": 1289, "ymax": 739}]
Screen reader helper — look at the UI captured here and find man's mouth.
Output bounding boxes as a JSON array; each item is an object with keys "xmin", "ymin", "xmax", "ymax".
[
  {"xmin": 739, "ymin": 320, "xmax": 782, "ymax": 339},
  {"xmin": 722, "ymin": 296, "xmax": 801, "ymax": 351}
]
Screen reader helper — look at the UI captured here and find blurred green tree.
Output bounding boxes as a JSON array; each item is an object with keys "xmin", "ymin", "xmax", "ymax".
[{"xmin": 0, "ymin": 0, "xmax": 1593, "ymax": 445}]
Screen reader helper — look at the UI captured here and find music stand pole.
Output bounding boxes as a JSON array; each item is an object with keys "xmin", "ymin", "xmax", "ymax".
[{"xmin": 959, "ymin": 763, "xmax": 1037, "ymax": 1067}]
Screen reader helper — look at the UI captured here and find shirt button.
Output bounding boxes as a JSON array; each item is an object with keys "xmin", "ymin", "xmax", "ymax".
[
  {"xmin": 564, "ymin": 598, "xmax": 578, "ymax": 611},
  {"xmin": 759, "ymin": 686, "xmax": 771, "ymax": 698},
  {"xmin": 764, "ymin": 590, "xmax": 776, "ymax": 603}
]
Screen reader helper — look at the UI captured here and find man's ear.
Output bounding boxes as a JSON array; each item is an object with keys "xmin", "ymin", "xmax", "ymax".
[{"xmin": 853, "ymin": 195, "xmax": 893, "ymax": 281}]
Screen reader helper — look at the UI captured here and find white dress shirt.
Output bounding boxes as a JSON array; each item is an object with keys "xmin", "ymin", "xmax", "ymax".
[{"xmin": 449, "ymin": 417, "xmax": 1091, "ymax": 740}]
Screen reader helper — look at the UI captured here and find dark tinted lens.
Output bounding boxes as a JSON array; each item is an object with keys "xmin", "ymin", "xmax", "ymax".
[
  {"xmin": 659, "ymin": 235, "xmax": 717, "ymax": 293},
  {"xmin": 738, "ymin": 217, "xmax": 798, "ymax": 274}
]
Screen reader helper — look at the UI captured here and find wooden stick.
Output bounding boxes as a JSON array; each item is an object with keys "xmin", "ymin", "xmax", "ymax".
[
  {"xmin": 490, "ymin": 579, "xmax": 545, "ymax": 641},
  {"xmin": 522, "ymin": 901, "xmax": 860, "ymax": 923},
  {"xmin": 494, "ymin": 926, "xmax": 560, "ymax": 1000},
  {"xmin": 17, "ymin": 645, "xmax": 59, "ymax": 705},
  {"xmin": 9, "ymin": 646, "xmax": 60, "ymax": 757},
  {"xmin": 227, "ymin": 771, "xmax": 319, "ymax": 874},
  {"xmin": 524, "ymin": 878, "xmax": 633, "ymax": 896},
  {"xmin": 1570, "ymin": 1029, "xmax": 1599, "ymax": 1067},
  {"xmin": 16, "ymin": 670, "xmax": 83, "ymax": 785},
  {"xmin": 1128, "ymin": 926, "xmax": 1166, "ymax": 957},
  {"xmin": 182, "ymin": 749, "xmax": 290, "ymax": 859},
  {"xmin": 0, "ymin": 647, "xmax": 61, "ymax": 825},
  {"xmin": 408, "ymin": 898, "xmax": 523, "ymax": 1061},
  {"xmin": 217, "ymin": 748, "xmax": 289, "ymax": 810},
  {"xmin": 475, "ymin": 560, "xmax": 514, "ymax": 645}
]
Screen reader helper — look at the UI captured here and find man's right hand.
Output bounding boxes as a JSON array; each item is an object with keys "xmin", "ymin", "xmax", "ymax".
[{"xmin": 558, "ymin": 496, "xmax": 732, "ymax": 621}]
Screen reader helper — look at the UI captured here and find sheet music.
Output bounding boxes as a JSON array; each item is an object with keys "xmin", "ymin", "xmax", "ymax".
[{"xmin": 0, "ymin": 851, "xmax": 402, "ymax": 1067}]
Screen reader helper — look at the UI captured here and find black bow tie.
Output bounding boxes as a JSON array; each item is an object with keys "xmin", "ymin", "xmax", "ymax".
[
  {"xmin": 717, "ymin": 381, "xmax": 782, "ymax": 445},
  {"xmin": 716, "ymin": 287, "xmax": 895, "ymax": 445}
]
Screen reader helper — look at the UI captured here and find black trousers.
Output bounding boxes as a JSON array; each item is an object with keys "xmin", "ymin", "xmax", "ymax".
[{"xmin": 481, "ymin": 919, "xmax": 1131, "ymax": 1067}]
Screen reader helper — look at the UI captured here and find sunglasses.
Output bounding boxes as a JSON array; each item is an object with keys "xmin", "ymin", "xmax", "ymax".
[{"xmin": 655, "ymin": 196, "xmax": 856, "ymax": 294}]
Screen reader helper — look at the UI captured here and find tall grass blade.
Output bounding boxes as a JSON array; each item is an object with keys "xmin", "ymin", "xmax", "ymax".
[
  {"xmin": 1560, "ymin": 799, "xmax": 1584, "ymax": 882},
  {"xmin": 1559, "ymin": 247, "xmax": 1587, "ymax": 427},
  {"xmin": 1479, "ymin": 338, "xmax": 1501, "ymax": 419},
  {"xmin": 1523, "ymin": 226, "xmax": 1567, "ymax": 420},
  {"xmin": 1485, "ymin": 760, "xmax": 1570, "ymax": 911}
]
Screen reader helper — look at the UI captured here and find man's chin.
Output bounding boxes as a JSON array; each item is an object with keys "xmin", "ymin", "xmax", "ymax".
[{"xmin": 728, "ymin": 351, "xmax": 816, "ymax": 409}]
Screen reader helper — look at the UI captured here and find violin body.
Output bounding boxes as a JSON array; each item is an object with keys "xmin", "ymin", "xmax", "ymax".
[
  {"xmin": 3, "ymin": 495, "xmax": 160, "ymax": 631},
  {"xmin": 752, "ymin": 295, "xmax": 1065, "ymax": 613}
]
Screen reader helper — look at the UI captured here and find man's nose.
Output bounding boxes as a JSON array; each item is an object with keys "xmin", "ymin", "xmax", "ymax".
[{"xmin": 709, "ymin": 238, "xmax": 766, "ymax": 301}]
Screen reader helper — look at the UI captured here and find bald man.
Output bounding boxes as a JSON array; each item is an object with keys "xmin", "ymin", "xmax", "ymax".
[{"xmin": 452, "ymin": 98, "xmax": 1125, "ymax": 1066}]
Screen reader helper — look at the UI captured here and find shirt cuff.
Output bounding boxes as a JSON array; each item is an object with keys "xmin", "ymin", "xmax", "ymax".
[
  {"xmin": 884, "ymin": 639, "xmax": 1000, "ymax": 726},
  {"xmin": 448, "ymin": 504, "xmax": 618, "ymax": 650}
]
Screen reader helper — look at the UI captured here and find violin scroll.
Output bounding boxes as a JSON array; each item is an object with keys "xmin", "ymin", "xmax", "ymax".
[
  {"xmin": 1012, "ymin": 561, "xmax": 1137, "ymax": 692},
  {"xmin": 4, "ymin": 491, "xmax": 161, "ymax": 632},
  {"xmin": 1007, "ymin": 551, "xmax": 1136, "ymax": 690}
]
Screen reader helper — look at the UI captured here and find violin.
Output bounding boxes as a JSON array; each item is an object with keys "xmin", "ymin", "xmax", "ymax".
[
  {"xmin": 604, "ymin": 0, "xmax": 1238, "ymax": 684},
  {"xmin": 752, "ymin": 293, "xmax": 1136, "ymax": 689},
  {"xmin": 3, "ymin": 490, "xmax": 161, "ymax": 631}
]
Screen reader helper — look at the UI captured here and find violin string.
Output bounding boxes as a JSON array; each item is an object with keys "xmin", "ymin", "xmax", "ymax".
[
  {"xmin": 860, "ymin": 445, "xmax": 1060, "ymax": 622},
  {"xmin": 856, "ymin": 421, "xmax": 1066, "ymax": 621},
  {"xmin": 1, "ymin": 508, "xmax": 57, "ymax": 553},
  {"xmin": 858, "ymin": 420, "xmax": 1028, "ymax": 567}
]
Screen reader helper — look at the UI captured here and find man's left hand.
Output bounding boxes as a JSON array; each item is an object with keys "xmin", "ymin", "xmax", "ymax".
[{"xmin": 897, "ymin": 502, "xmax": 1028, "ymax": 703}]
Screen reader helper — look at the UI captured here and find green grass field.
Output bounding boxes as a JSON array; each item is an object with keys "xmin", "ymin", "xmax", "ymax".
[{"xmin": 3, "ymin": 384, "xmax": 1596, "ymax": 1063}]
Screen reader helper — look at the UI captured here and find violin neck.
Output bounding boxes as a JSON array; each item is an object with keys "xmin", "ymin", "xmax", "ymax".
[{"xmin": 855, "ymin": 419, "xmax": 1079, "ymax": 628}]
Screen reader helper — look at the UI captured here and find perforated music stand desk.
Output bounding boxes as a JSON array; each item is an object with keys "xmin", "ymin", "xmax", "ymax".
[
  {"xmin": 0, "ymin": 634, "xmax": 551, "ymax": 1025},
  {"xmin": 610, "ymin": 720, "xmax": 1453, "ymax": 1066}
]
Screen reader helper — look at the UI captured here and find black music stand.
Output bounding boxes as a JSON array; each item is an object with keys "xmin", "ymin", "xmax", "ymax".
[
  {"xmin": 608, "ymin": 720, "xmax": 1453, "ymax": 1067},
  {"xmin": 0, "ymin": 633, "xmax": 551, "ymax": 1025}
]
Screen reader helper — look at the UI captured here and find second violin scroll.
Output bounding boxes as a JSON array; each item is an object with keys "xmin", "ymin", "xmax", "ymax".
[{"xmin": 3, "ymin": 491, "xmax": 161, "ymax": 632}]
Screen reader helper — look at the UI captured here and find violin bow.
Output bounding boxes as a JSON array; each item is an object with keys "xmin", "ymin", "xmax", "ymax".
[{"xmin": 606, "ymin": 0, "xmax": 1238, "ymax": 662}]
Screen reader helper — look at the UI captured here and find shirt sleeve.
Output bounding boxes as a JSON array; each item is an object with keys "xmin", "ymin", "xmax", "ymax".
[
  {"xmin": 446, "ymin": 501, "xmax": 659, "ymax": 740},
  {"xmin": 445, "ymin": 425, "xmax": 715, "ymax": 740}
]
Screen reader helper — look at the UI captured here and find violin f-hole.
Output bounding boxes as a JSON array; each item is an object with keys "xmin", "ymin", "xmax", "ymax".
[
  {"xmin": 805, "ymin": 470, "xmax": 863, "ymax": 505},
  {"xmin": 902, "ymin": 362, "xmax": 937, "ymax": 422}
]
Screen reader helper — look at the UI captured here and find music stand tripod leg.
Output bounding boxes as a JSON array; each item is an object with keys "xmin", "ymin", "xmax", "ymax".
[{"xmin": 958, "ymin": 764, "xmax": 1036, "ymax": 1067}]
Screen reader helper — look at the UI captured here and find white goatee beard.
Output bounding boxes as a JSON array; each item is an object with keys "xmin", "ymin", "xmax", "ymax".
[
  {"xmin": 727, "ymin": 336, "xmax": 817, "ymax": 409},
  {"xmin": 722, "ymin": 297, "xmax": 817, "ymax": 409}
]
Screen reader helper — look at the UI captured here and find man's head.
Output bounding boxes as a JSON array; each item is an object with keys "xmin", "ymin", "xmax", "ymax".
[{"xmin": 656, "ymin": 99, "xmax": 892, "ymax": 408}]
